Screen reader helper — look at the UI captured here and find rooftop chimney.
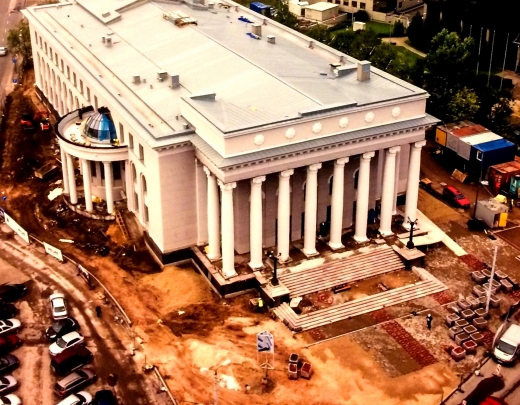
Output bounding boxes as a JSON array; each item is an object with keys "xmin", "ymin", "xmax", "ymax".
[
  {"xmin": 252, "ymin": 23, "xmax": 262, "ymax": 37},
  {"xmin": 267, "ymin": 35, "xmax": 276, "ymax": 44},
  {"xmin": 133, "ymin": 75, "xmax": 141, "ymax": 84},
  {"xmin": 171, "ymin": 74, "xmax": 180, "ymax": 88},
  {"xmin": 357, "ymin": 61, "xmax": 371, "ymax": 82}
]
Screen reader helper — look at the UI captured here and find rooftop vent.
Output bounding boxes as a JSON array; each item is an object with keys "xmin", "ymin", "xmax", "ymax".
[
  {"xmin": 171, "ymin": 74, "xmax": 180, "ymax": 88},
  {"xmin": 106, "ymin": 37, "xmax": 112, "ymax": 47},
  {"xmin": 357, "ymin": 60, "xmax": 371, "ymax": 82},
  {"xmin": 208, "ymin": 2, "xmax": 214, "ymax": 8},
  {"xmin": 182, "ymin": 123, "xmax": 189, "ymax": 130},
  {"xmin": 133, "ymin": 75, "xmax": 141, "ymax": 84},
  {"xmin": 335, "ymin": 65, "xmax": 356, "ymax": 77},
  {"xmin": 157, "ymin": 70, "xmax": 168, "ymax": 80},
  {"xmin": 102, "ymin": 11, "xmax": 111, "ymax": 18},
  {"xmin": 101, "ymin": 36, "xmax": 106, "ymax": 43},
  {"xmin": 267, "ymin": 35, "xmax": 275, "ymax": 44},
  {"xmin": 252, "ymin": 23, "xmax": 262, "ymax": 37}
]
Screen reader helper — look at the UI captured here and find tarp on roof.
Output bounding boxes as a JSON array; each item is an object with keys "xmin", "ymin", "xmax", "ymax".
[{"xmin": 452, "ymin": 124, "xmax": 487, "ymax": 136}]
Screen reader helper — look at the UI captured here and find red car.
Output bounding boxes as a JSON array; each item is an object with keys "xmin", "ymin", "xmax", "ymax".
[
  {"xmin": 0, "ymin": 335, "xmax": 21, "ymax": 356},
  {"xmin": 443, "ymin": 185, "xmax": 471, "ymax": 209}
]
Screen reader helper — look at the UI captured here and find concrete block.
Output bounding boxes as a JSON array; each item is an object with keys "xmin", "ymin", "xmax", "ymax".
[
  {"xmin": 451, "ymin": 345, "xmax": 466, "ymax": 361},
  {"xmin": 463, "ymin": 325, "xmax": 478, "ymax": 335},
  {"xmin": 462, "ymin": 339, "xmax": 478, "ymax": 355},
  {"xmin": 455, "ymin": 319, "xmax": 469, "ymax": 328},
  {"xmin": 457, "ymin": 299, "xmax": 471, "ymax": 310},
  {"xmin": 475, "ymin": 308, "xmax": 489, "ymax": 319},
  {"xmin": 500, "ymin": 279, "xmax": 513, "ymax": 293},
  {"xmin": 472, "ymin": 317, "xmax": 488, "ymax": 330},
  {"xmin": 470, "ymin": 332, "xmax": 484, "ymax": 344},
  {"xmin": 449, "ymin": 326, "xmax": 463, "ymax": 340},
  {"xmin": 461, "ymin": 309, "xmax": 475, "ymax": 321},
  {"xmin": 466, "ymin": 296, "xmax": 480, "ymax": 309},
  {"xmin": 455, "ymin": 332, "xmax": 470, "ymax": 346},
  {"xmin": 471, "ymin": 271, "xmax": 486, "ymax": 284},
  {"xmin": 445, "ymin": 314, "xmax": 460, "ymax": 327}
]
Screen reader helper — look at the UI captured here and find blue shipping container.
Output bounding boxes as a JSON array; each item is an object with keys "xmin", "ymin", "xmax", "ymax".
[
  {"xmin": 250, "ymin": 1, "xmax": 269, "ymax": 14},
  {"xmin": 473, "ymin": 139, "xmax": 516, "ymax": 177}
]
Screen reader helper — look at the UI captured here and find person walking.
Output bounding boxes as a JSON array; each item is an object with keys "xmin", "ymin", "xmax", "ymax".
[
  {"xmin": 95, "ymin": 305, "xmax": 102, "ymax": 318},
  {"xmin": 426, "ymin": 313, "xmax": 433, "ymax": 330}
]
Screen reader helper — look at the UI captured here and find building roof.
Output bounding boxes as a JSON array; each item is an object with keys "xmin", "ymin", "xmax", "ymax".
[
  {"xmin": 305, "ymin": 2, "xmax": 339, "ymax": 11},
  {"xmin": 474, "ymin": 138, "xmax": 515, "ymax": 152},
  {"xmin": 460, "ymin": 132, "xmax": 502, "ymax": 146},
  {"xmin": 25, "ymin": 0, "xmax": 427, "ymax": 148}
]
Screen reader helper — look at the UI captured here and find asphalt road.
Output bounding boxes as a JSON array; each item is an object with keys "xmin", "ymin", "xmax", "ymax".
[{"xmin": 0, "ymin": 226, "xmax": 155, "ymax": 404}]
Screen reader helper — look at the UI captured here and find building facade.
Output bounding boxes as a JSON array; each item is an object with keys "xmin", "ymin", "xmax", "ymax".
[{"xmin": 23, "ymin": 0, "xmax": 436, "ymax": 275}]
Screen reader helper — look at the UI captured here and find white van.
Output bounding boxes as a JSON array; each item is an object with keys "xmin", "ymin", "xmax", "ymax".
[{"xmin": 493, "ymin": 324, "xmax": 520, "ymax": 364}]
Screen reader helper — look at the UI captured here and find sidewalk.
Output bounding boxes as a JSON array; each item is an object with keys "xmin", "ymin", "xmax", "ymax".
[{"xmin": 444, "ymin": 356, "xmax": 520, "ymax": 404}]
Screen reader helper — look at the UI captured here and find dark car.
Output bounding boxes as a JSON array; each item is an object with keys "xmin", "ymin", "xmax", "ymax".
[
  {"xmin": 443, "ymin": 185, "xmax": 471, "ymax": 209},
  {"xmin": 46, "ymin": 317, "xmax": 80, "ymax": 342},
  {"xmin": 0, "ymin": 285, "xmax": 28, "ymax": 303},
  {"xmin": 54, "ymin": 367, "xmax": 97, "ymax": 397},
  {"xmin": 0, "ymin": 355, "xmax": 19, "ymax": 376},
  {"xmin": 51, "ymin": 346, "xmax": 93, "ymax": 376},
  {"xmin": 94, "ymin": 390, "xmax": 117, "ymax": 405},
  {"xmin": 0, "ymin": 305, "xmax": 17, "ymax": 321},
  {"xmin": 0, "ymin": 336, "xmax": 21, "ymax": 356}
]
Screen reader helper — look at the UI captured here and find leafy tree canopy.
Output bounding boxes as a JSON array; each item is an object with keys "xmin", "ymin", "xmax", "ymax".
[{"xmin": 7, "ymin": 20, "xmax": 32, "ymax": 67}]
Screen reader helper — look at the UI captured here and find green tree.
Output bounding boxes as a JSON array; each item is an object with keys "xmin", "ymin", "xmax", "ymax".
[
  {"xmin": 304, "ymin": 24, "xmax": 331, "ymax": 44},
  {"xmin": 7, "ymin": 20, "xmax": 32, "ymax": 67},
  {"xmin": 406, "ymin": 12, "xmax": 423, "ymax": 49},
  {"xmin": 354, "ymin": 10, "xmax": 369, "ymax": 22},
  {"xmin": 392, "ymin": 21, "xmax": 405, "ymax": 37},
  {"xmin": 348, "ymin": 30, "xmax": 381, "ymax": 60},
  {"xmin": 274, "ymin": 0, "xmax": 298, "ymax": 30},
  {"xmin": 423, "ymin": 29, "xmax": 475, "ymax": 121},
  {"xmin": 446, "ymin": 87, "xmax": 479, "ymax": 121}
]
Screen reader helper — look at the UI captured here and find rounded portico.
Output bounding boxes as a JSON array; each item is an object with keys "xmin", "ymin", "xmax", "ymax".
[{"xmin": 56, "ymin": 106, "xmax": 129, "ymax": 215}]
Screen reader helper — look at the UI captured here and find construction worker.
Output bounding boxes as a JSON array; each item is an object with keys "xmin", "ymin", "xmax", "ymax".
[
  {"xmin": 426, "ymin": 313, "xmax": 433, "ymax": 330},
  {"xmin": 257, "ymin": 297, "xmax": 264, "ymax": 313}
]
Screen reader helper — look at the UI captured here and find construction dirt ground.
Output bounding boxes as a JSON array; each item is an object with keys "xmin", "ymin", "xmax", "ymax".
[{"xmin": 2, "ymin": 64, "xmax": 520, "ymax": 405}]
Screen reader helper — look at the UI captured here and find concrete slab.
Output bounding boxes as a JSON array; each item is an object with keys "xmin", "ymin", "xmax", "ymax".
[{"xmin": 0, "ymin": 255, "xmax": 30, "ymax": 285}]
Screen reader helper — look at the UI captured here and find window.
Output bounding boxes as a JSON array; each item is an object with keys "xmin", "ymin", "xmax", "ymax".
[
  {"xmin": 352, "ymin": 0, "xmax": 357, "ymax": 7},
  {"xmin": 49, "ymin": 46, "xmax": 53, "ymax": 58},
  {"xmin": 79, "ymin": 80, "xmax": 83, "ymax": 94},
  {"xmin": 55, "ymin": 52, "xmax": 58, "ymax": 65},
  {"xmin": 94, "ymin": 95, "xmax": 98, "ymax": 110},
  {"xmin": 134, "ymin": 192, "xmax": 139, "ymax": 212},
  {"xmin": 90, "ymin": 161, "xmax": 97, "ymax": 177},
  {"xmin": 144, "ymin": 205, "xmax": 149, "ymax": 224},
  {"xmin": 329, "ymin": 176, "xmax": 333, "ymax": 195},
  {"xmin": 129, "ymin": 133, "xmax": 134, "ymax": 149},
  {"xmin": 138, "ymin": 144, "xmax": 144, "ymax": 162},
  {"xmin": 343, "ymin": 0, "xmax": 349, "ymax": 5},
  {"xmin": 335, "ymin": 0, "xmax": 340, "ymax": 4},
  {"xmin": 118, "ymin": 123, "xmax": 125, "ymax": 143},
  {"xmin": 60, "ymin": 59, "xmax": 64, "ymax": 72},
  {"xmin": 476, "ymin": 150, "xmax": 483, "ymax": 161},
  {"xmin": 398, "ymin": 1, "xmax": 403, "ymax": 8},
  {"xmin": 360, "ymin": 2, "xmax": 365, "ymax": 9},
  {"xmin": 86, "ymin": 87, "xmax": 90, "ymax": 102},
  {"xmin": 73, "ymin": 73, "xmax": 77, "ymax": 86},
  {"xmin": 39, "ymin": 37, "xmax": 43, "ymax": 48},
  {"xmin": 44, "ymin": 42, "xmax": 48, "ymax": 54},
  {"xmin": 67, "ymin": 65, "xmax": 70, "ymax": 79}
]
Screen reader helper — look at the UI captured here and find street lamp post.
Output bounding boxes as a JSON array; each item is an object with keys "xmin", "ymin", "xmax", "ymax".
[
  {"xmin": 406, "ymin": 217, "xmax": 418, "ymax": 250},
  {"xmin": 212, "ymin": 359, "xmax": 231, "ymax": 405},
  {"xmin": 268, "ymin": 251, "xmax": 279, "ymax": 286}
]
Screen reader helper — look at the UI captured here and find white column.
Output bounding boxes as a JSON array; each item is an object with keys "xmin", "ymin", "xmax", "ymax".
[
  {"xmin": 392, "ymin": 149, "xmax": 401, "ymax": 215},
  {"xmin": 103, "ymin": 162, "xmax": 114, "ymax": 214},
  {"xmin": 81, "ymin": 159, "xmax": 93, "ymax": 213},
  {"xmin": 277, "ymin": 169, "xmax": 294, "ymax": 262},
  {"xmin": 354, "ymin": 151, "xmax": 375, "ymax": 243},
  {"xmin": 329, "ymin": 157, "xmax": 349, "ymax": 250},
  {"xmin": 404, "ymin": 140, "xmax": 426, "ymax": 226},
  {"xmin": 379, "ymin": 146, "xmax": 400, "ymax": 236},
  {"xmin": 249, "ymin": 176, "xmax": 266, "ymax": 269},
  {"xmin": 218, "ymin": 181, "xmax": 237, "ymax": 278},
  {"xmin": 203, "ymin": 167, "xmax": 221, "ymax": 261},
  {"xmin": 303, "ymin": 163, "xmax": 322, "ymax": 256},
  {"xmin": 60, "ymin": 148, "xmax": 70, "ymax": 195},
  {"xmin": 66, "ymin": 153, "xmax": 77, "ymax": 204},
  {"xmin": 124, "ymin": 160, "xmax": 133, "ymax": 211}
]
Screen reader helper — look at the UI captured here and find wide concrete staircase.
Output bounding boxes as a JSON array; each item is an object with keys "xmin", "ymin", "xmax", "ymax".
[{"xmin": 279, "ymin": 244, "xmax": 405, "ymax": 299}]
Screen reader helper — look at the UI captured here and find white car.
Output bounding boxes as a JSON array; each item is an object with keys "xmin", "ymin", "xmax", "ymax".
[
  {"xmin": 0, "ymin": 47, "xmax": 7, "ymax": 57},
  {"xmin": 50, "ymin": 293, "xmax": 68, "ymax": 320},
  {"xmin": 0, "ymin": 376, "xmax": 17, "ymax": 395},
  {"xmin": 0, "ymin": 320, "xmax": 21, "ymax": 336},
  {"xmin": 0, "ymin": 394, "xmax": 22, "ymax": 405},
  {"xmin": 49, "ymin": 331, "xmax": 85, "ymax": 356},
  {"xmin": 57, "ymin": 391, "xmax": 92, "ymax": 405}
]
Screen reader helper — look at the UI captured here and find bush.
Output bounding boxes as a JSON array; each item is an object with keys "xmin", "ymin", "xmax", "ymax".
[
  {"xmin": 354, "ymin": 10, "xmax": 369, "ymax": 22},
  {"xmin": 392, "ymin": 21, "xmax": 405, "ymax": 37}
]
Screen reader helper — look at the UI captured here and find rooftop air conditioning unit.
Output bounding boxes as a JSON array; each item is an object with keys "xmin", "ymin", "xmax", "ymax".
[
  {"xmin": 133, "ymin": 75, "xmax": 141, "ymax": 84},
  {"xmin": 101, "ymin": 36, "xmax": 106, "ymax": 43},
  {"xmin": 252, "ymin": 23, "xmax": 262, "ymax": 37},
  {"xmin": 267, "ymin": 35, "xmax": 275, "ymax": 44},
  {"xmin": 157, "ymin": 70, "xmax": 168, "ymax": 79},
  {"xmin": 106, "ymin": 37, "xmax": 112, "ymax": 46},
  {"xmin": 171, "ymin": 74, "xmax": 180, "ymax": 88}
]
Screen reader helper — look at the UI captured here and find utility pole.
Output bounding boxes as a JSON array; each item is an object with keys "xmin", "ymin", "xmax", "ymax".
[{"xmin": 485, "ymin": 245, "xmax": 499, "ymax": 313}]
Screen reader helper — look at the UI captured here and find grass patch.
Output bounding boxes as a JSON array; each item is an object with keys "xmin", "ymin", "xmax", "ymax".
[
  {"xmin": 365, "ymin": 21, "xmax": 393, "ymax": 37},
  {"xmin": 395, "ymin": 45, "xmax": 423, "ymax": 62}
]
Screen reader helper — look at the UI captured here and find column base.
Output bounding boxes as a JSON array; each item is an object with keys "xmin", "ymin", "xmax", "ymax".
[
  {"xmin": 222, "ymin": 269, "xmax": 238, "ymax": 279},
  {"xmin": 248, "ymin": 261, "xmax": 264, "ymax": 270},
  {"xmin": 328, "ymin": 241, "xmax": 344, "ymax": 250},
  {"xmin": 378, "ymin": 229, "xmax": 393, "ymax": 237},
  {"xmin": 353, "ymin": 234, "xmax": 369, "ymax": 243},
  {"xmin": 207, "ymin": 253, "xmax": 222, "ymax": 262},
  {"xmin": 278, "ymin": 256, "xmax": 292, "ymax": 265},
  {"xmin": 402, "ymin": 223, "xmax": 420, "ymax": 231},
  {"xmin": 301, "ymin": 247, "xmax": 319, "ymax": 258}
]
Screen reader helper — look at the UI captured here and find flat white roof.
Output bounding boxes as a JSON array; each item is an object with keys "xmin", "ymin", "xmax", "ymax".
[
  {"xmin": 460, "ymin": 132, "xmax": 501, "ymax": 146},
  {"xmin": 25, "ymin": 0, "xmax": 427, "ymax": 147},
  {"xmin": 306, "ymin": 2, "xmax": 339, "ymax": 11}
]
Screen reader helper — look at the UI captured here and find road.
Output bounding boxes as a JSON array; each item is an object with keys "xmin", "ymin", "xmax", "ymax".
[{"xmin": 0, "ymin": 225, "xmax": 157, "ymax": 405}]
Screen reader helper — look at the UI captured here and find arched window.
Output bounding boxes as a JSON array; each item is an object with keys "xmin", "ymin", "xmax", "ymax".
[
  {"xmin": 353, "ymin": 169, "xmax": 359, "ymax": 190},
  {"xmin": 328, "ymin": 175, "xmax": 333, "ymax": 195}
]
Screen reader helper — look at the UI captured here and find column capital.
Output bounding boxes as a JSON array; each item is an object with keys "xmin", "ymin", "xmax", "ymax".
[
  {"xmin": 251, "ymin": 176, "xmax": 266, "ymax": 184},
  {"xmin": 413, "ymin": 140, "xmax": 427, "ymax": 149},
  {"xmin": 388, "ymin": 146, "xmax": 401, "ymax": 155},
  {"xmin": 218, "ymin": 180, "xmax": 237, "ymax": 191},
  {"xmin": 280, "ymin": 169, "xmax": 294, "ymax": 178},
  {"xmin": 307, "ymin": 163, "xmax": 322, "ymax": 172},
  {"xmin": 102, "ymin": 161, "xmax": 112, "ymax": 166},
  {"xmin": 335, "ymin": 157, "xmax": 349, "ymax": 166},
  {"xmin": 203, "ymin": 166, "xmax": 213, "ymax": 177},
  {"xmin": 362, "ymin": 151, "xmax": 376, "ymax": 160}
]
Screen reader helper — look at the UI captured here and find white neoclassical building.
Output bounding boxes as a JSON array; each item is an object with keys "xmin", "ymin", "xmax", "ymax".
[{"xmin": 23, "ymin": 0, "xmax": 436, "ymax": 278}]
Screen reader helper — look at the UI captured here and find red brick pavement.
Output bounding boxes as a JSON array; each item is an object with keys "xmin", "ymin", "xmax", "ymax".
[
  {"xmin": 433, "ymin": 291, "xmax": 455, "ymax": 305},
  {"xmin": 481, "ymin": 330, "xmax": 495, "ymax": 348},
  {"xmin": 458, "ymin": 254, "xmax": 487, "ymax": 271}
]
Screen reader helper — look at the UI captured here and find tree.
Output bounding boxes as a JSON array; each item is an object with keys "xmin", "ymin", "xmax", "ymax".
[
  {"xmin": 423, "ymin": 29, "xmax": 475, "ymax": 121},
  {"xmin": 304, "ymin": 24, "xmax": 331, "ymax": 44},
  {"xmin": 7, "ymin": 20, "xmax": 32, "ymax": 67},
  {"xmin": 354, "ymin": 10, "xmax": 369, "ymax": 22},
  {"xmin": 407, "ymin": 12, "xmax": 423, "ymax": 49},
  {"xmin": 446, "ymin": 87, "xmax": 479, "ymax": 121},
  {"xmin": 348, "ymin": 30, "xmax": 381, "ymax": 60},
  {"xmin": 392, "ymin": 21, "xmax": 405, "ymax": 37},
  {"xmin": 274, "ymin": 0, "xmax": 298, "ymax": 30}
]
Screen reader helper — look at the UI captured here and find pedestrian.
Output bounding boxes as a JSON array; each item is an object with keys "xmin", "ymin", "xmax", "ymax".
[
  {"xmin": 426, "ymin": 313, "xmax": 433, "ymax": 330},
  {"xmin": 257, "ymin": 297, "xmax": 264, "ymax": 313},
  {"xmin": 95, "ymin": 305, "xmax": 102, "ymax": 318},
  {"xmin": 510, "ymin": 199, "xmax": 514, "ymax": 212}
]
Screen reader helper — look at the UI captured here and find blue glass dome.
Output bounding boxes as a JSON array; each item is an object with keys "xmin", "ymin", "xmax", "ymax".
[{"xmin": 83, "ymin": 110, "xmax": 117, "ymax": 143}]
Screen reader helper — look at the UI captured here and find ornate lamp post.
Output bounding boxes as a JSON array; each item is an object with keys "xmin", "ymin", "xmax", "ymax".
[
  {"xmin": 268, "ymin": 251, "xmax": 280, "ymax": 286},
  {"xmin": 407, "ymin": 217, "xmax": 418, "ymax": 250}
]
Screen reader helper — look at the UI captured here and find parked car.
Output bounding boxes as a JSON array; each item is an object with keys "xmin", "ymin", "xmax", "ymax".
[
  {"xmin": 0, "ymin": 305, "xmax": 18, "ymax": 321},
  {"xmin": 443, "ymin": 185, "xmax": 471, "ymax": 209},
  {"xmin": 0, "ymin": 355, "xmax": 19, "ymax": 376},
  {"xmin": 93, "ymin": 390, "xmax": 117, "ymax": 405},
  {"xmin": 57, "ymin": 391, "xmax": 92, "ymax": 405},
  {"xmin": 0, "ymin": 48, "xmax": 7, "ymax": 57},
  {"xmin": 51, "ymin": 346, "xmax": 94, "ymax": 376},
  {"xmin": 0, "ymin": 376, "xmax": 17, "ymax": 395},
  {"xmin": 0, "ymin": 285, "xmax": 28, "ymax": 303},
  {"xmin": 0, "ymin": 336, "xmax": 22, "ymax": 355},
  {"xmin": 55, "ymin": 367, "xmax": 97, "ymax": 398},
  {"xmin": 50, "ymin": 293, "xmax": 68, "ymax": 320},
  {"xmin": 0, "ymin": 320, "xmax": 21, "ymax": 337},
  {"xmin": 0, "ymin": 395, "xmax": 21, "ymax": 405},
  {"xmin": 46, "ymin": 317, "xmax": 79, "ymax": 342},
  {"xmin": 50, "ymin": 332, "xmax": 85, "ymax": 356}
]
